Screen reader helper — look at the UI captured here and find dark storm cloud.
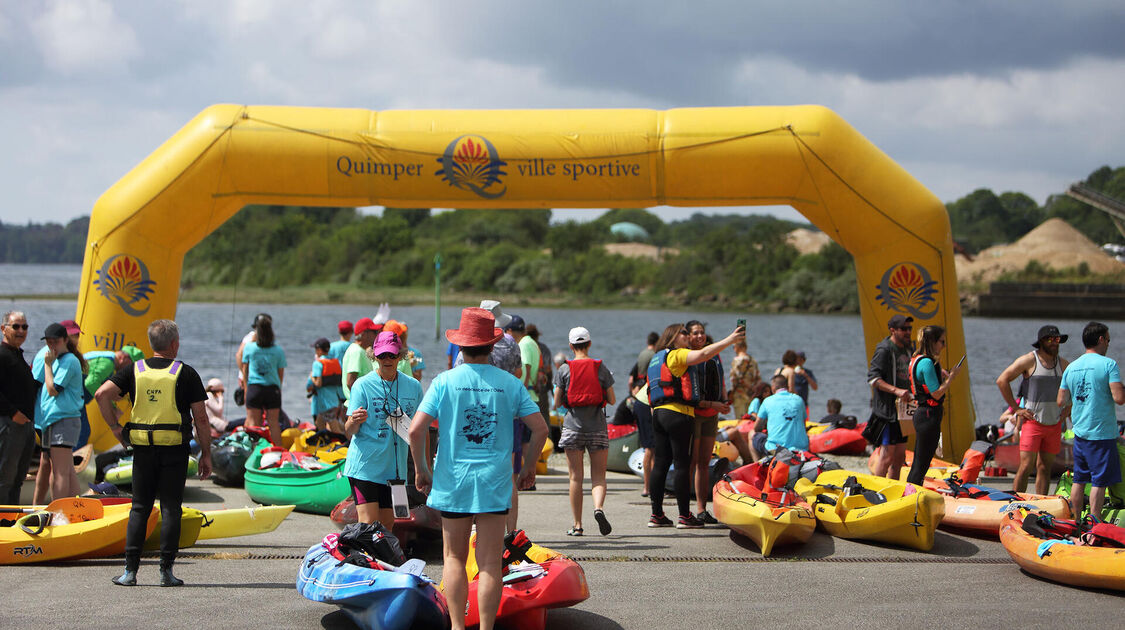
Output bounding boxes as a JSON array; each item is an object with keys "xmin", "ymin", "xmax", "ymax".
[{"xmin": 433, "ymin": 1, "xmax": 1124, "ymax": 102}]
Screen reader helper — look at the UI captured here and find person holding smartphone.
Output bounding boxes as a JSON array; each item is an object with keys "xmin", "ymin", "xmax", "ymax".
[
  {"xmin": 344, "ymin": 331, "xmax": 423, "ymax": 528},
  {"xmin": 905, "ymin": 325, "xmax": 963, "ymax": 486}
]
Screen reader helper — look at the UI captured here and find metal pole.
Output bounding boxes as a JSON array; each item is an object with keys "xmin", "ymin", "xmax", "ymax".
[{"xmin": 434, "ymin": 253, "xmax": 443, "ymax": 340}]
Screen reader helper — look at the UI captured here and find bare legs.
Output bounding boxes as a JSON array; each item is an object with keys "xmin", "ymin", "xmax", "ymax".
[
  {"xmin": 442, "ymin": 513, "xmax": 506, "ymax": 630},
  {"xmin": 565, "ymin": 448, "xmax": 608, "ymax": 531}
]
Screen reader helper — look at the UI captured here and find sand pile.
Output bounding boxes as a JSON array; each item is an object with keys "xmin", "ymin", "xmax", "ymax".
[
  {"xmin": 956, "ymin": 218, "xmax": 1124, "ymax": 283},
  {"xmin": 603, "ymin": 242, "xmax": 679, "ymax": 260},
  {"xmin": 787, "ymin": 228, "xmax": 831, "ymax": 255}
]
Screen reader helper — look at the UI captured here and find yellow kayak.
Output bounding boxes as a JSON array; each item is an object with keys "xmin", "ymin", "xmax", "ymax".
[
  {"xmin": 0, "ymin": 498, "xmax": 137, "ymax": 564},
  {"xmin": 796, "ymin": 470, "xmax": 945, "ymax": 551},
  {"xmin": 712, "ymin": 463, "xmax": 815, "ymax": 556},
  {"xmin": 144, "ymin": 506, "xmax": 205, "ymax": 550},
  {"xmin": 196, "ymin": 504, "xmax": 295, "ymax": 540}
]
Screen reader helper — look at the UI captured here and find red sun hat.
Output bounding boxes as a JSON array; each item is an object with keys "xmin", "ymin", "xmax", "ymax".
[
  {"xmin": 445, "ymin": 308, "xmax": 503, "ymax": 347},
  {"xmin": 337, "ymin": 320, "xmax": 353, "ymax": 334}
]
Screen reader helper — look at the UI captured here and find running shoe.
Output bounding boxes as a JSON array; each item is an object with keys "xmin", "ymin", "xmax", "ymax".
[
  {"xmin": 648, "ymin": 514, "xmax": 674, "ymax": 528},
  {"xmin": 697, "ymin": 510, "xmax": 719, "ymax": 525},
  {"xmin": 676, "ymin": 514, "xmax": 705, "ymax": 529},
  {"xmin": 594, "ymin": 509, "xmax": 612, "ymax": 536}
]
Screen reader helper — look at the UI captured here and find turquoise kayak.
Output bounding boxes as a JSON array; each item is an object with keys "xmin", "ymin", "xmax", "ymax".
[{"xmin": 244, "ymin": 441, "xmax": 350, "ymax": 515}]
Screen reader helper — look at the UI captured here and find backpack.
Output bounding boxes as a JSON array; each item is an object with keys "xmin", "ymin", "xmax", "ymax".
[{"xmin": 336, "ymin": 521, "xmax": 406, "ymax": 567}]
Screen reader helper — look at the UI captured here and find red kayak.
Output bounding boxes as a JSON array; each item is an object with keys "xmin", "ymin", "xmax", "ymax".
[
  {"xmin": 461, "ymin": 530, "xmax": 589, "ymax": 630},
  {"xmin": 808, "ymin": 425, "xmax": 867, "ymax": 455}
]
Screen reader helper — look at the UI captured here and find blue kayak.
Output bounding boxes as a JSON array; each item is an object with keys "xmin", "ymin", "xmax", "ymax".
[{"xmin": 296, "ymin": 544, "xmax": 449, "ymax": 630}]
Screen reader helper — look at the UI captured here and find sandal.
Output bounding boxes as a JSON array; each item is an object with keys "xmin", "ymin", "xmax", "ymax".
[
  {"xmin": 594, "ymin": 509, "xmax": 612, "ymax": 536},
  {"xmin": 566, "ymin": 526, "xmax": 583, "ymax": 536}
]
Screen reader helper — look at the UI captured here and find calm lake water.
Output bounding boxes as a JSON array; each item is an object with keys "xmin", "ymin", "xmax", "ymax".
[{"xmin": 4, "ymin": 264, "xmax": 1123, "ymax": 425}]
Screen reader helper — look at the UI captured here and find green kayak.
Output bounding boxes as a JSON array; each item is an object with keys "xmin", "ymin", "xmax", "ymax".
[
  {"xmin": 1054, "ymin": 442, "xmax": 1125, "ymax": 525},
  {"xmin": 243, "ymin": 441, "xmax": 350, "ymax": 515},
  {"xmin": 606, "ymin": 426, "xmax": 641, "ymax": 474},
  {"xmin": 105, "ymin": 455, "xmax": 198, "ymax": 487}
]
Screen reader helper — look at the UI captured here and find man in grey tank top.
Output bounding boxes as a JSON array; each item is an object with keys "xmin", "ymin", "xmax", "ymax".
[{"xmin": 996, "ymin": 325, "xmax": 1071, "ymax": 495}]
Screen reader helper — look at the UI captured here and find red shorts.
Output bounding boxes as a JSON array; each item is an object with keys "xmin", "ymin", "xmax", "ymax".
[{"xmin": 1019, "ymin": 419, "xmax": 1063, "ymax": 455}]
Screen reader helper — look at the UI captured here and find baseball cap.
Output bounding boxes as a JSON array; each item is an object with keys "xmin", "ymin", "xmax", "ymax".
[
  {"xmin": 60, "ymin": 319, "xmax": 82, "ymax": 336},
  {"xmin": 42, "ymin": 323, "xmax": 67, "ymax": 339},
  {"xmin": 371, "ymin": 331, "xmax": 403, "ymax": 356},
  {"xmin": 355, "ymin": 317, "xmax": 377, "ymax": 335},
  {"xmin": 887, "ymin": 314, "xmax": 914, "ymax": 329},
  {"xmin": 568, "ymin": 326, "xmax": 591, "ymax": 345},
  {"xmin": 505, "ymin": 314, "xmax": 526, "ymax": 332},
  {"xmin": 337, "ymin": 320, "xmax": 353, "ymax": 334},
  {"xmin": 311, "ymin": 337, "xmax": 331, "ymax": 351}
]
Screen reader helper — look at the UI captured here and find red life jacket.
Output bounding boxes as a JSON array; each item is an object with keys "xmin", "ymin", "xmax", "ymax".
[
  {"xmin": 317, "ymin": 357, "xmax": 343, "ymax": 387},
  {"xmin": 565, "ymin": 358, "xmax": 605, "ymax": 407},
  {"xmin": 646, "ymin": 349, "xmax": 701, "ymax": 407},
  {"xmin": 908, "ymin": 355, "xmax": 942, "ymax": 408}
]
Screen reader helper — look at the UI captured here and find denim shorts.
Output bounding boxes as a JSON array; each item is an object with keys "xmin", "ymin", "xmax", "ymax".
[{"xmin": 43, "ymin": 417, "xmax": 81, "ymax": 449}]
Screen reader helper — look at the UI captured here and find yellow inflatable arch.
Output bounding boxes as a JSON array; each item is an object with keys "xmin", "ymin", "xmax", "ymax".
[{"xmin": 76, "ymin": 104, "xmax": 974, "ymax": 457}]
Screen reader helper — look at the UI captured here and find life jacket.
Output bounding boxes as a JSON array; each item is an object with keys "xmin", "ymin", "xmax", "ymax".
[
  {"xmin": 316, "ymin": 357, "xmax": 342, "ymax": 387},
  {"xmin": 908, "ymin": 355, "xmax": 943, "ymax": 408},
  {"xmin": 564, "ymin": 358, "xmax": 605, "ymax": 407},
  {"xmin": 646, "ymin": 349, "xmax": 701, "ymax": 407},
  {"xmin": 696, "ymin": 356, "xmax": 725, "ymax": 417},
  {"xmin": 125, "ymin": 359, "xmax": 185, "ymax": 446},
  {"xmin": 764, "ymin": 448, "xmax": 841, "ymax": 491}
]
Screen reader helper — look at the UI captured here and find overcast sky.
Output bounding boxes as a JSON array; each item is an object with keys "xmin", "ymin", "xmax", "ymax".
[{"xmin": 1, "ymin": 1, "xmax": 1122, "ymax": 227}]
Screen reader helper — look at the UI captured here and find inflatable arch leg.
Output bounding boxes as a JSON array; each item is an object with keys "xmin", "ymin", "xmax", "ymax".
[{"xmin": 75, "ymin": 105, "xmax": 974, "ymax": 457}]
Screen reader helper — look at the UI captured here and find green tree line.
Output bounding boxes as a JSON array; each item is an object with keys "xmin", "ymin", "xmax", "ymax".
[{"xmin": 2, "ymin": 166, "xmax": 1122, "ymax": 310}]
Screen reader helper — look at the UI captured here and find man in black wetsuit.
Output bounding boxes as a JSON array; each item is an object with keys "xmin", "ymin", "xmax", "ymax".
[{"xmin": 96, "ymin": 319, "xmax": 211, "ymax": 587}]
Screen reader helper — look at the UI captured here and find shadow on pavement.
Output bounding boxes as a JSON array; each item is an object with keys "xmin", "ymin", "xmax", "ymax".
[{"xmin": 547, "ymin": 608, "xmax": 625, "ymax": 629}]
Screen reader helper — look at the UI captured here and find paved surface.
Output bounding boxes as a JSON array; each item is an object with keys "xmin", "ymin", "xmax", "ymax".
[{"xmin": 3, "ymin": 455, "xmax": 1123, "ymax": 628}]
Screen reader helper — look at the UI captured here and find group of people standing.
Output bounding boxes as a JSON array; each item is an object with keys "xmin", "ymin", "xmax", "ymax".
[{"xmin": 865, "ymin": 314, "xmax": 1123, "ymax": 522}]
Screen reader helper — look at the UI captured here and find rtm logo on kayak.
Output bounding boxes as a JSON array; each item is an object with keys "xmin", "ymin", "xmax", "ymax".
[
  {"xmin": 875, "ymin": 262, "xmax": 938, "ymax": 320},
  {"xmin": 435, "ymin": 135, "xmax": 507, "ymax": 200},
  {"xmin": 93, "ymin": 254, "xmax": 157, "ymax": 317},
  {"xmin": 12, "ymin": 544, "xmax": 43, "ymax": 557}
]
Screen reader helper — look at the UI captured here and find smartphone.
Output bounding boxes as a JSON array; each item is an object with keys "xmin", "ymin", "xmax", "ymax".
[
  {"xmin": 736, "ymin": 318, "xmax": 747, "ymax": 331},
  {"xmin": 955, "ymin": 355, "xmax": 966, "ymax": 369},
  {"xmin": 390, "ymin": 479, "xmax": 410, "ymax": 519}
]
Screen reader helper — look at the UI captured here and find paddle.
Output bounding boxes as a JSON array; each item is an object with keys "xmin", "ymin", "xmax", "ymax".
[{"xmin": 374, "ymin": 557, "xmax": 427, "ymax": 577}]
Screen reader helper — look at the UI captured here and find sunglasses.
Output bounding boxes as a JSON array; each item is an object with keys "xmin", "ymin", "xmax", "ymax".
[
  {"xmin": 1042, "ymin": 335, "xmax": 1062, "ymax": 343},
  {"xmin": 375, "ymin": 352, "xmax": 398, "ymax": 360},
  {"xmin": 896, "ymin": 326, "xmax": 912, "ymax": 331},
  {"xmin": 677, "ymin": 330, "xmax": 689, "ymax": 336},
  {"xmin": 7, "ymin": 323, "xmax": 28, "ymax": 330}
]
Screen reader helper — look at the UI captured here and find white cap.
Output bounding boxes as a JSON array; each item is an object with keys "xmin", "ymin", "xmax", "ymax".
[{"xmin": 568, "ymin": 326, "xmax": 591, "ymax": 345}]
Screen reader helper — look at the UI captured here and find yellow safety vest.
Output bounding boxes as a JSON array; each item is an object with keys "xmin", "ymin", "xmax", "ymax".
[{"xmin": 126, "ymin": 359, "xmax": 185, "ymax": 446}]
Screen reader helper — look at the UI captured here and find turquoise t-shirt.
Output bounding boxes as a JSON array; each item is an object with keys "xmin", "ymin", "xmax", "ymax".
[
  {"xmin": 32, "ymin": 348, "xmax": 84, "ymax": 429},
  {"xmin": 1060, "ymin": 353, "xmax": 1122, "ymax": 441},
  {"xmin": 748, "ymin": 397, "xmax": 762, "ymax": 417},
  {"xmin": 914, "ymin": 357, "xmax": 941, "ymax": 394},
  {"xmin": 328, "ymin": 339, "xmax": 351, "ymax": 363},
  {"xmin": 419, "ymin": 363, "xmax": 539, "ymax": 513},
  {"xmin": 759, "ymin": 390, "xmax": 809, "ymax": 452},
  {"xmin": 242, "ymin": 342, "xmax": 287, "ymax": 387},
  {"xmin": 344, "ymin": 372, "xmax": 423, "ymax": 485},
  {"xmin": 309, "ymin": 359, "xmax": 344, "ymax": 416}
]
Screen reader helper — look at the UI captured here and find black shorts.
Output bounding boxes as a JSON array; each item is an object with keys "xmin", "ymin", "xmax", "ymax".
[
  {"xmin": 348, "ymin": 477, "xmax": 391, "ymax": 508},
  {"xmin": 245, "ymin": 384, "xmax": 281, "ymax": 409},
  {"xmin": 440, "ymin": 509, "xmax": 510, "ymax": 519}
]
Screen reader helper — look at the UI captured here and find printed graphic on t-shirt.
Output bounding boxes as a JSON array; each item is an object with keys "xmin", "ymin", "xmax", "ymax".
[
  {"xmin": 462, "ymin": 402, "xmax": 496, "ymax": 447},
  {"xmin": 1072, "ymin": 371, "xmax": 1091, "ymax": 403}
]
